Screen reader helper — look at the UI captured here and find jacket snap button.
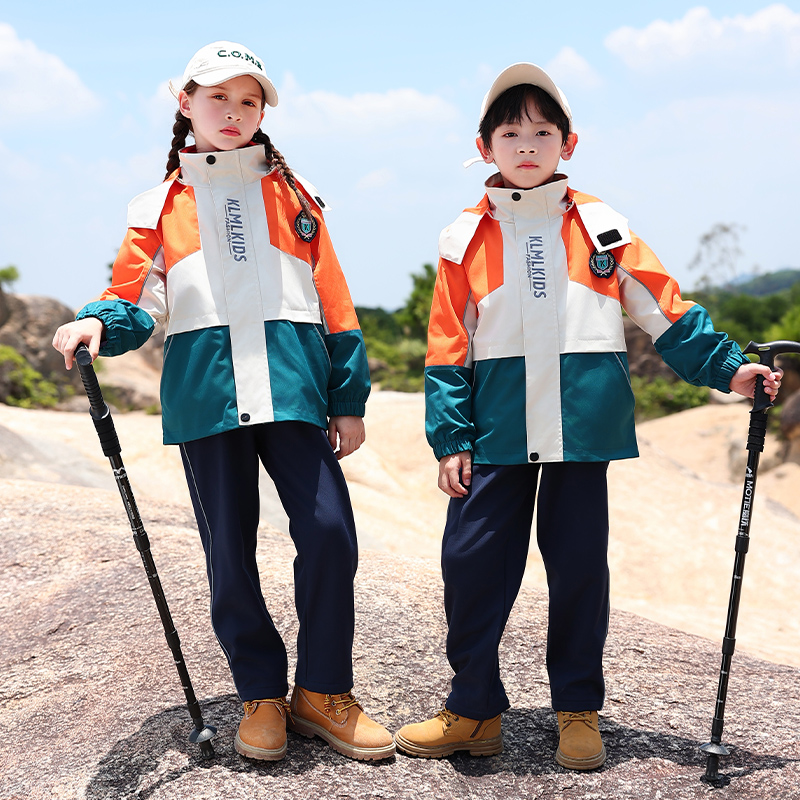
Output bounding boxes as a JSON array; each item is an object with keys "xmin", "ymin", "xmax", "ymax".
[
  {"xmin": 206, "ymin": 155, "xmax": 216, "ymax": 165},
  {"xmin": 512, "ymin": 192, "xmax": 521, "ymax": 201},
  {"xmin": 240, "ymin": 413, "xmax": 250, "ymax": 423},
  {"xmin": 529, "ymin": 452, "xmax": 539, "ymax": 462}
]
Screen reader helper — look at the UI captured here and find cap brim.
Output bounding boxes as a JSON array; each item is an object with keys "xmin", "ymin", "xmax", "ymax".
[
  {"xmin": 174, "ymin": 68, "xmax": 279, "ymax": 107},
  {"xmin": 480, "ymin": 63, "xmax": 571, "ymax": 129}
]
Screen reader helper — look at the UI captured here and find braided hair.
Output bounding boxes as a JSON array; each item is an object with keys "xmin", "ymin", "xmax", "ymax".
[
  {"xmin": 164, "ymin": 80, "xmax": 199, "ymax": 179},
  {"xmin": 164, "ymin": 80, "xmax": 315, "ymax": 228},
  {"xmin": 251, "ymin": 128, "xmax": 315, "ymax": 225}
]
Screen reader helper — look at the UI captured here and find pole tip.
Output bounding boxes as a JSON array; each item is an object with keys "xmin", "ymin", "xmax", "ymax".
[
  {"xmin": 700, "ymin": 747, "xmax": 732, "ymax": 787},
  {"xmin": 190, "ymin": 723, "xmax": 217, "ymax": 758}
]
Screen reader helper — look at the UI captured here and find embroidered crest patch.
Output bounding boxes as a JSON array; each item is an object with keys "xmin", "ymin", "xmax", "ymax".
[
  {"xmin": 589, "ymin": 249, "xmax": 617, "ymax": 279},
  {"xmin": 294, "ymin": 212, "xmax": 318, "ymax": 243}
]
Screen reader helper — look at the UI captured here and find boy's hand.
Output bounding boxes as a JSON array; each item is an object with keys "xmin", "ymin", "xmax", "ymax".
[
  {"xmin": 52, "ymin": 317, "xmax": 105, "ymax": 370},
  {"xmin": 327, "ymin": 415, "xmax": 365, "ymax": 460},
  {"xmin": 438, "ymin": 451, "xmax": 472, "ymax": 498},
  {"xmin": 729, "ymin": 363, "xmax": 783, "ymax": 400}
]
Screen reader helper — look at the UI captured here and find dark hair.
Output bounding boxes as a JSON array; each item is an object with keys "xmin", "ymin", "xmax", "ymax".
[
  {"xmin": 164, "ymin": 79, "xmax": 315, "ymax": 227},
  {"xmin": 478, "ymin": 84, "xmax": 570, "ymax": 148}
]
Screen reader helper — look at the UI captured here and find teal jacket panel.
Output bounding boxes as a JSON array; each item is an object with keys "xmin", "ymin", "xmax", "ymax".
[
  {"xmin": 424, "ymin": 365, "xmax": 476, "ymax": 460},
  {"xmin": 655, "ymin": 304, "xmax": 749, "ymax": 389}
]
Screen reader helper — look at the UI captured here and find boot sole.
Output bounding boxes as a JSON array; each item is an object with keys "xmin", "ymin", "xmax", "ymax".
[
  {"xmin": 555, "ymin": 743, "xmax": 607, "ymax": 771},
  {"xmin": 234, "ymin": 732, "xmax": 287, "ymax": 761},
  {"xmin": 288, "ymin": 716, "xmax": 396, "ymax": 761},
  {"xmin": 394, "ymin": 731, "xmax": 503, "ymax": 759}
]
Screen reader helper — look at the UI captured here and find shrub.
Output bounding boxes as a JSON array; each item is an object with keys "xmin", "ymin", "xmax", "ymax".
[
  {"xmin": 631, "ymin": 375, "xmax": 709, "ymax": 421},
  {"xmin": 0, "ymin": 345, "xmax": 60, "ymax": 408}
]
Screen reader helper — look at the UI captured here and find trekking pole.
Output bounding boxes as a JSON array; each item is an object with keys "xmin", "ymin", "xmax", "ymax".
[
  {"xmin": 74, "ymin": 343, "xmax": 216, "ymax": 758},
  {"xmin": 700, "ymin": 339, "xmax": 800, "ymax": 786}
]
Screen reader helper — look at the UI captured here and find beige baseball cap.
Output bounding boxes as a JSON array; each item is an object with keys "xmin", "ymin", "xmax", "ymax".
[
  {"xmin": 169, "ymin": 41, "xmax": 278, "ymax": 107},
  {"xmin": 480, "ymin": 62, "xmax": 572, "ymax": 131}
]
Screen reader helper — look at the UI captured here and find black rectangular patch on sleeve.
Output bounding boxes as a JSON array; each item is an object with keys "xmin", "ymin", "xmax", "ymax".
[{"xmin": 597, "ymin": 229, "xmax": 622, "ymax": 247}]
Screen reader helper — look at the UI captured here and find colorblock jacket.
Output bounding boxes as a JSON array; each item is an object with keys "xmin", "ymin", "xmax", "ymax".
[
  {"xmin": 78, "ymin": 145, "xmax": 370, "ymax": 445},
  {"xmin": 425, "ymin": 175, "xmax": 748, "ymax": 465}
]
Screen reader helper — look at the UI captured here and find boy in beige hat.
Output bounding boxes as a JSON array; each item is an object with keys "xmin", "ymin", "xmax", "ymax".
[{"xmin": 394, "ymin": 62, "xmax": 782, "ymax": 770}]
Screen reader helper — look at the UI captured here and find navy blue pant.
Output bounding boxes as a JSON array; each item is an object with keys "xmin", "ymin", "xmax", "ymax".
[
  {"xmin": 179, "ymin": 421, "xmax": 358, "ymax": 702},
  {"xmin": 442, "ymin": 461, "xmax": 610, "ymax": 719}
]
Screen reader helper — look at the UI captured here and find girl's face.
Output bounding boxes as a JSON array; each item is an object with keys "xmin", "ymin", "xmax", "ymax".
[{"xmin": 179, "ymin": 75, "xmax": 265, "ymax": 153}]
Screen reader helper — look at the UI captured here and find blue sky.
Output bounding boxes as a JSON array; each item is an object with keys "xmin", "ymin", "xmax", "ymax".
[{"xmin": 1, "ymin": 2, "xmax": 798, "ymax": 311}]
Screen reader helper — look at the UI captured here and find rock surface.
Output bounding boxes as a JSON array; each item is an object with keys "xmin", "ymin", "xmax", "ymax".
[
  {"xmin": 2, "ymin": 479, "xmax": 800, "ymax": 800},
  {"xmin": 3, "ymin": 387, "xmax": 798, "ymax": 668},
  {"xmin": 0, "ymin": 291, "xmax": 83, "ymax": 398},
  {"xmin": 3, "ymin": 339, "xmax": 800, "ymax": 798},
  {"xmin": 0, "ymin": 289, "xmax": 165, "ymax": 411}
]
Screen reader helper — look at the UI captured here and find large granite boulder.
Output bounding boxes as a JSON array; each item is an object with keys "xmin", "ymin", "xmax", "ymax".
[
  {"xmin": 0, "ymin": 287, "xmax": 164, "ymax": 411},
  {"xmin": 0, "ymin": 289, "xmax": 82, "ymax": 396},
  {"xmin": 780, "ymin": 388, "xmax": 800, "ymax": 465},
  {"xmin": 2, "ymin": 478, "xmax": 799, "ymax": 799}
]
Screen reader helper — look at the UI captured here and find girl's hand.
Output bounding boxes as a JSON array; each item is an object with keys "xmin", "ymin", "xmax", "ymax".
[
  {"xmin": 52, "ymin": 317, "xmax": 104, "ymax": 370},
  {"xmin": 729, "ymin": 362, "xmax": 783, "ymax": 400},
  {"xmin": 438, "ymin": 451, "xmax": 472, "ymax": 498},
  {"xmin": 327, "ymin": 416, "xmax": 365, "ymax": 460}
]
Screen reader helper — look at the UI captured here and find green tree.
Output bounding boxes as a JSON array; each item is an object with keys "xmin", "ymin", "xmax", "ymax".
[
  {"xmin": 766, "ymin": 304, "xmax": 800, "ymax": 344},
  {"xmin": 395, "ymin": 263, "xmax": 437, "ymax": 339},
  {"xmin": 0, "ymin": 265, "xmax": 20, "ymax": 290},
  {"xmin": 688, "ymin": 289, "xmax": 791, "ymax": 347},
  {"xmin": 357, "ymin": 263, "xmax": 437, "ymax": 392}
]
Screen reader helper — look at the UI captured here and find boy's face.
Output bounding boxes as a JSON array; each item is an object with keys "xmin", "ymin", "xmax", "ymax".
[{"xmin": 476, "ymin": 97, "xmax": 577, "ymax": 190}]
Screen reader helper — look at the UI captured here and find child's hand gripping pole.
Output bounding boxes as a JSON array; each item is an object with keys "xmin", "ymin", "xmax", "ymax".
[
  {"xmin": 73, "ymin": 344, "xmax": 217, "ymax": 758},
  {"xmin": 744, "ymin": 339, "xmax": 800, "ymax": 413}
]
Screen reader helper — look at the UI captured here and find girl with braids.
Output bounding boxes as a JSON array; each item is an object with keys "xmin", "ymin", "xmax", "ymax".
[{"xmin": 53, "ymin": 41, "xmax": 394, "ymax": 763}]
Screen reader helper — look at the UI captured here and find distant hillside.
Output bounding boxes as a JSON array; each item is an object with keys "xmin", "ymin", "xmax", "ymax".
[{"xmin": 729, "ymin": 268, "xmax": 800, "ymax": 296}]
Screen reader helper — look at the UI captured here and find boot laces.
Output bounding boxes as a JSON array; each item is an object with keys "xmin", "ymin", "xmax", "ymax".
[
  {"xmin": 560, "ymin": 711, "xmax": 597, "ymax": 731},
  {"xmin": 324, "ymin": 691, "xmax": 363, "ymax": 716},
  {"xmin": 244, "ymin": 697, "xmax": 292, "ymax": 720},
  {"xmin": 437, "ymin": 708, "xmax": 460, "ymax": 728}
]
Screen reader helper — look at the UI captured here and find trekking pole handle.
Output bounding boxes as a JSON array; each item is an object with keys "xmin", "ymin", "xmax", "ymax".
[
  {"xmin": 74, "ymin": 344, "xmax": 107, "ymax": 417},
  {"xmin": 74, "ymin": 343, "xmax": 122, "ymax": 457},
  {"xmin": 743, "ymin": 340, "xmax": 800, "ymax": 413}
]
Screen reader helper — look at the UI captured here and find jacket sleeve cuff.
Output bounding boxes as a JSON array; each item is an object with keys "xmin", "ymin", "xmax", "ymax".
[
  {"xmin": 432, "ymin": 438, "xmax": 474, "ymax": 461},
  {"xmin": 713, "ymin": 346, "xmax": 750, "ymax": 393},
  {"xmin": 328, "ymin": 399, "xmax": 367, "ymax": 417},
  {"xmin": 77, "ymin": 300, "xmax": 155, "ymax": 357}
]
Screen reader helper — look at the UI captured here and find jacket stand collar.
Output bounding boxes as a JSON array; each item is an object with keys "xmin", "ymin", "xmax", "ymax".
[
  {"xmin": 485, "ymin": 172, "xmax": 570, "ymax": 222},
  {"xmin": 178, "ymin": 144, "xmax": 272, "ymax": 187}
]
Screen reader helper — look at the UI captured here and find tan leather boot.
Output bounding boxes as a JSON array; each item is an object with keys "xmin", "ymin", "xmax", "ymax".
[
  {"xmin": 556, "ymin": 710, "xmax": 606, "ymax": 770},
  {"xmin": 288, "ymin": 686, "xmax": 395, "ymax": 761},
  {"xmin": 234, "ymin": 698, "xmax": 290, "ymax": 760},
  {"xmin": 394, "ymin": 708, "xmax": 502, "ymax": 758}
]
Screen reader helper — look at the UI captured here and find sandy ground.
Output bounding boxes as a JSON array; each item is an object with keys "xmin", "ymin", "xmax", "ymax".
[{"xmin": 1, "ymin": 389, "xmax": 798, "ymax": 668}]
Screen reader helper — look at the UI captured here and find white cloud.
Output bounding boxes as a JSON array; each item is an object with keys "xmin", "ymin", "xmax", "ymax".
[
  {"xmin": 546, "ymin": 47, "xmax": 603, "ymax": 91},
  {"xmin": 0, "ymin": 23, "xmax": 99, "ymax": 123},
  {"xmin": 267, "ymin": 74, "xmax": 460, "ymax": 139},
  {"xmin": 605, "ymin": 4, "xmax": 800, "ymax": 70}
]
